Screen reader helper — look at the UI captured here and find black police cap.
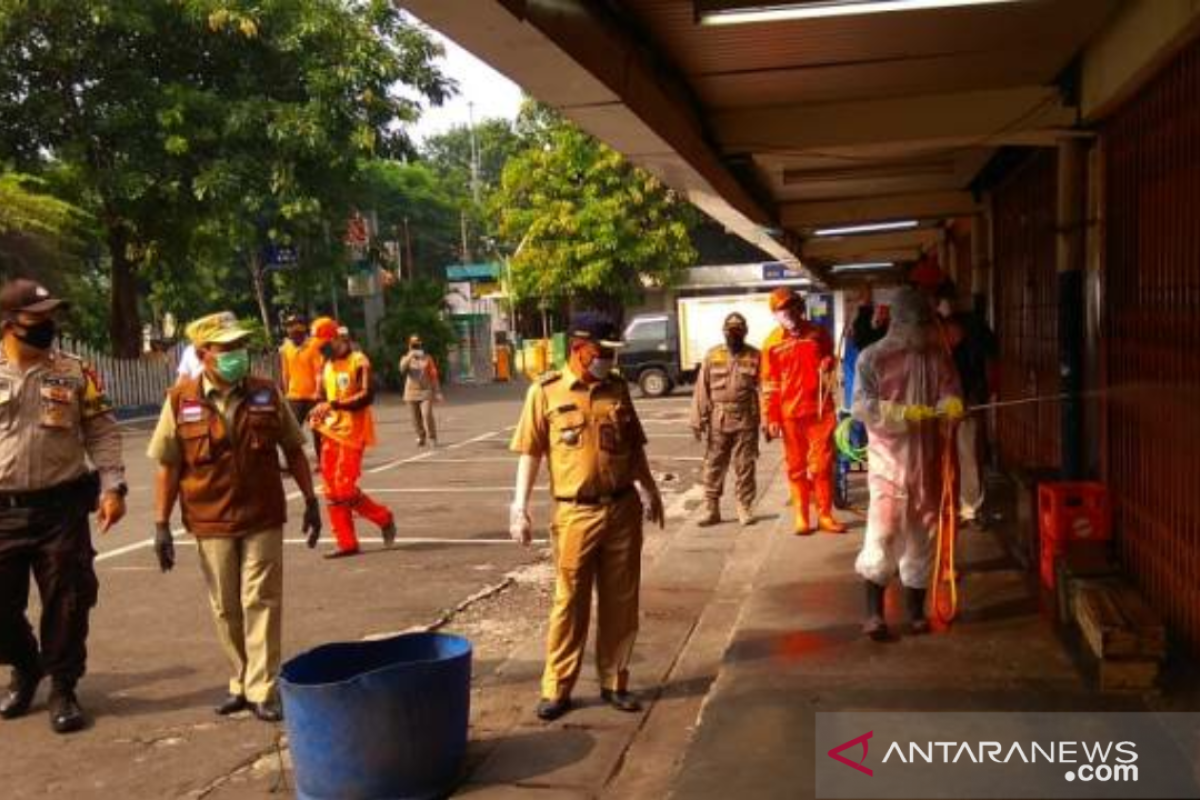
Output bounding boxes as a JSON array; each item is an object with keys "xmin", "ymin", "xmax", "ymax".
[{"xmin": 568, "ymin": 312, "xmax": 624, "ymax": 348}]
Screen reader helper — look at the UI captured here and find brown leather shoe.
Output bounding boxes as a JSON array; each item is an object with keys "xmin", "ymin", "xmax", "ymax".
[{"xmin": 697, "ymin": 500, "xmax": 721, "ymax": 527}]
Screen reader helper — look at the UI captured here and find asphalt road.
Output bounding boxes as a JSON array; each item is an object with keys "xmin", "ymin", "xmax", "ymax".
[{"xmin": 0, "ymin": 380, "xmax": 706, "ymax": 799}]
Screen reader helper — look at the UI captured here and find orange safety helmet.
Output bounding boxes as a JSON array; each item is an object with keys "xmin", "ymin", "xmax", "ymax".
[
  {"xmin": 768, "ymin": 287, "xmax": 802, "ymax": 313},
  {"xmin": 311, "ymin": 316, "xmax": 339, "ymax": 341}
]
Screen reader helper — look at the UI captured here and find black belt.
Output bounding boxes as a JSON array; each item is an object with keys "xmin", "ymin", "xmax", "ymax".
[
  {"xmin": 555, "ymin": 486, "xmax": 636, "ymax": 506},
  {"xmin": 0, "ymin": 474, "xmax": 97, "ymax": 510}
]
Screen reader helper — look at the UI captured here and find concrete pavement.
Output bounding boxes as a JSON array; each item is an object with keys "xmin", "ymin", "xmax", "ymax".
[{"xmin": 1, "ymin": 380, "xmax": 1147, "ymax": 799}]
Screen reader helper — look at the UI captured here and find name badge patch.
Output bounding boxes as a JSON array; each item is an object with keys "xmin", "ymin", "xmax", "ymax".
[{"xmin": 179, "ymin": 401, "xmax": 204, "ymax": 423}]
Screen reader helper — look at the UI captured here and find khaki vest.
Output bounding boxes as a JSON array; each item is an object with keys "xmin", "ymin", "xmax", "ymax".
[{"xmin": 168, "ymin": 376, "xmax": 287, "ymax": 537}]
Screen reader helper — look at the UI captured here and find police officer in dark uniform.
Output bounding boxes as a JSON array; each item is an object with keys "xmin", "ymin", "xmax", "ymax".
[{"xmin": 0, "ymin": 279, "xmax": 127, "ymax": 733}]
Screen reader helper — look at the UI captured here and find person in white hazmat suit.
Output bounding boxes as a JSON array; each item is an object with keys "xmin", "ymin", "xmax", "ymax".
[{"xmin": 852, "ymin": 287, "xmax": 964, "ymax": 640}]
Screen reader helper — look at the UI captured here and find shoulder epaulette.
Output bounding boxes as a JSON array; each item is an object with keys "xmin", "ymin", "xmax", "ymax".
[{"xmin": 538, "ymin": 370, "xmax": 562, "ymax": 386}]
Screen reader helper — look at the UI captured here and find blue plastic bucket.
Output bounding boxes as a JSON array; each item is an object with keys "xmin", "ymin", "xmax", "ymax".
[{"xmin": 280, "ymin": 632, "xmax": 472, "ymax": 800}]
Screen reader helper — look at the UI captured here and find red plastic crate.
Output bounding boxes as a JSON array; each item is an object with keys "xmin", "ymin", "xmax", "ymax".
[
  {"xmin": 1039, "ymin": 482, "xmax": 1111, "ymax": 545},
  {"xmin": 1040, "ymin": 535, "xmax": 1064, "ymax": 589}
]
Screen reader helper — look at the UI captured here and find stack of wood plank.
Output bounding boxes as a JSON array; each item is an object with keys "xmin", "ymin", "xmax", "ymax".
[
  {"xmin": 1074, "ymin": 583, "xmax": 1167, "ymax": 692},
  {"xmin": 1054, "ymin": 543, "xmax": 1119, "ymax": 625}
]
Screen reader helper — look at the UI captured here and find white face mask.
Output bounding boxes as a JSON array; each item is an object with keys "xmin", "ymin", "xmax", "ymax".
[
  {"xmin": 588, "ymin": 357, "xmax": 614, "ymax": 380},
  {"xmin": 411, "ymin": 349, "xmax": 424, "ymax": 357},
  {"xmin": 936, "ymin": 299, "xmax": 952, "ymax": 318},
  {"xmin": 774, "ymin": 309, "xmax": 798, "ymax": 332}
]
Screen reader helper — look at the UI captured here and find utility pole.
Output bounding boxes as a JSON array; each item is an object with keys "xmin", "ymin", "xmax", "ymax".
[
  {"xmin": 460, "ymin": 209, "xmax": 471, "ymax": 264},
  {"xmin": 403, "ymin": 217, "xmax": 414, "ymax": 281},
  {"xmin": 468, "ymin": 101, "xmax": 481, "ymax": 205},
  {"xmin": 323, "ymin": 221, "xmax": 339, "ymax": 320},
  {"xmin": 363, "ymin": 208, "xmax": 384, "ymax": 351}
]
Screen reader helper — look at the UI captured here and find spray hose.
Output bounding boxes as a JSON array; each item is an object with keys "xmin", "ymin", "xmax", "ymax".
[
  {"xmin": 834, "ymin": 415, "xmax": 868, "ymax": 464},
  {"xmin": 930, "ymin": 420, "xmax": 960, "ymax": 626}
]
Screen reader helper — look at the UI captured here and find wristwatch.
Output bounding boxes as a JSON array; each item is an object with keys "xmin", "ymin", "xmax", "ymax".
[{"xmin": 109, "ymin": 483, "xmax": 129, "ymax": 498}]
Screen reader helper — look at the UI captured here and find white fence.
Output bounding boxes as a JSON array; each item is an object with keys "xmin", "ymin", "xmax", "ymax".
[{"xmin": 61, "ymin": 338, "xmax": 282, "ymax": 413}]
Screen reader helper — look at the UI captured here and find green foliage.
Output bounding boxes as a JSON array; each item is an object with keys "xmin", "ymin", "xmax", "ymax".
[
  {"xmin": 354, "ymin": 160, "xmax": 460, "ymax": 280},
  {"xmin": 0, "ymin": 173, "xmax": 85, "ymax": 241},
  {"xmin": 422, "ymin": 118, "xmax": 522, "ymax": 202},
  {"xmin": 491, "ymin": 104, "xmax": 696, "ymax": 311},
  {"xmin": 0, "ymin": 0, "xmax": 454, "ymax": 354}
]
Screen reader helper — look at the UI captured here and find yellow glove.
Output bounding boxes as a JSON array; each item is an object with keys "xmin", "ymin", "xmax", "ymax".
[
  {"xmin": 941, "ymin": 397, "xmax": 966, "ymax": 421},
  {"xmin": 903, "ymin": 405, "xmax": 937, "ymax": 423}
]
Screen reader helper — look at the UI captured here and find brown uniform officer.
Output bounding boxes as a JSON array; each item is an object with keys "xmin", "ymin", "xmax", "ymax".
[
  {"xmin": 149, "ymin": 312, "xmax": 321, "ymax": 722},
  {"xmin": 0, "ymin": 279, "xmax": 126, "ymax": 734},
  {"xmin": 509, "ymin": 312, "xmax": 665, "ymax": 722},
  {"xmin": 690, "ymin": 312, "xmax": 761, "ymax": 527}
]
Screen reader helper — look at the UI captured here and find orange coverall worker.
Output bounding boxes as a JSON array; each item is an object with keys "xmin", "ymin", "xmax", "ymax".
[
  {"xmin": 311, "ymin": 349, "xmax": 394, "ymax": 555},
  {"xmin": 280, "ymin": 335, "xmax": 325, "ymax": 458},
  {"xmin": 761, "ymin": 304, "xmax": 844, "ymax": 534}
]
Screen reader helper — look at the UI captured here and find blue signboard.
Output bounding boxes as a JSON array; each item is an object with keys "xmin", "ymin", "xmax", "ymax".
[
  {"xmin": 264, "ymin": 245, "xmax": 299, "ymax": 269},
  {"xmin": 761, "ymin": 262, "xmax": 789, "ymax": 281}
]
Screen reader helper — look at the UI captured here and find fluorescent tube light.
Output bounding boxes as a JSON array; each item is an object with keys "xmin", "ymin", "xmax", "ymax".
[
  {"xmin": 814, "ymin": 220, "xmax": 919, "ymax": 237},
  {"xmin": 699, "ymin": 0, "xmax": 1026, "ymax": 26},
  {"xmin": 829, "ymin": 261, "xmax": 896, "ymax": 273}
]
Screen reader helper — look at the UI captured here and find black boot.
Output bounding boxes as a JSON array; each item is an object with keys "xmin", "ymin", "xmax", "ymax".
[
  {"xmin": 47, "ymin": 681, "xmax": 86, "ymax": 734},
  {"xmin": 905, "ymin": 587, "xmax": 930, "ymax": 635},
  {"xmin": 862, "ymin": 582, "xmax": 888, "ymax": 641},
  {"xmin": 0, "ymin": 663, "xmax": 44, "ymax": 720}
]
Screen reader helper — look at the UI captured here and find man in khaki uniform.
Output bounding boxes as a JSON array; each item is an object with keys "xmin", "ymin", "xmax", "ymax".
[
  {"xmin": 509, "ymin": 313, "xmax": 665, "ymax": 722},
  {"xmin": 0, "ymin": 279, "xmax": 126, "ymax": 734},
  {"xmin": 149, "ymin": 312, "xmax": 321, "ymax": 722},
  {"xmin": 691, "ymin": 312, "xmax": 761, "ymax": 527}
]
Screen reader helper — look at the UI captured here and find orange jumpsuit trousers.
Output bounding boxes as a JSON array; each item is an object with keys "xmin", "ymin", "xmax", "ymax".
[
  {"xmin": 782, "ymin": 413, "xmax": 837, "ymax": 524},
  {"xmin": 321, "ymin": 441, "xmax": 394, "ymax": 553}
]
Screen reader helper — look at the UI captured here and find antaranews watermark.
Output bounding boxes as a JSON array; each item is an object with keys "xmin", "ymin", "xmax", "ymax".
[{"xmin": 815, "ymin": 712, "xmax": 1198, "ymax": 799}]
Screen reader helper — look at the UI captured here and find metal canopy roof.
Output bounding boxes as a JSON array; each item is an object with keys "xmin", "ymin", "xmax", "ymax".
[{"xmin": 400, "ymin": 0, "xmax": 1122, "ymax": 284}]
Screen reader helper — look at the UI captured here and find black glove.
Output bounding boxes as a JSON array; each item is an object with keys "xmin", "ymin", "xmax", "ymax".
[
  {"xmin": 303, "ymin": 496, "xmax": 322, "ymax": 549},
  {"xmin": 154, "ymin": 522, "xmax": 175, "ymax": 573}
]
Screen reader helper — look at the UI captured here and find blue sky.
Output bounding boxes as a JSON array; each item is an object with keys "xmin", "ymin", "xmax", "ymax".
[{"xmin": 409, "ymin": 24, "xmax": 525, "ymax": 143}]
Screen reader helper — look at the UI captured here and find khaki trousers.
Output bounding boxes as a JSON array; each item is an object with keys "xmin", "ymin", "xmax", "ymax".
[
  {"xmin": 409, "ymin": 399, "xmax": 437, "ymax": 444},
  {"xmin": 195, "ymin": 528, "xmax": 283, "ymax": 703},
  {"xmin": 702, "ymin": 427, "xmax": 758, "ymax": 508},
  {"xmin": 542, "ymin": 493, "xmax": 643, "ymax": 700}
]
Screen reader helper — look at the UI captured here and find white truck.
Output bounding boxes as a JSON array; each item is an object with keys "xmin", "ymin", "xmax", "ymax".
[{"xmin": 618, "ymin": 292, "xmax": 779, "ymax": 397}]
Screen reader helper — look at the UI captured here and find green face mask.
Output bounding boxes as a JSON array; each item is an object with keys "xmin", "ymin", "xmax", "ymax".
[{"xmin": 214, "ymin": 349, "xmax": 250, "ymax": 383}]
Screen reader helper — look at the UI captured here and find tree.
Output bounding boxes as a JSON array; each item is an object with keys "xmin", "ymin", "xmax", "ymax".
[
  {"xmin": 422, "ymin": 118, "xmax": 523, "ymax": 203},
  {"xmin": 491, "ymin": 106, "xmax": 696, "ymax": 318},
  {"xmin": 421, "ymin": 118, "xmax": 523, "ymax": 263},
  {"xmin": 354, "ymin": 160, "xmax": 461, "ymax": 281},
  {"xmin": 375, "ymin": 277, "xmax": 456, "ymax": 388},
  {"xmin": 0, "ymin": 1, "xmax": 453, "ymax": 354}
]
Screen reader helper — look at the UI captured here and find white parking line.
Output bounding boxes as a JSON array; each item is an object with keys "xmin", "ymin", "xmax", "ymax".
[
  {"xmin": 162, "ymin": 537, "xmax": 549, "ymax": 547},
  {"xmin": 97, "ymin": 424, "xmax": 514, "ymax": 565},
  {"xmin": 357, "ymin": 486, "xmax": 547, "ymax": 494}
]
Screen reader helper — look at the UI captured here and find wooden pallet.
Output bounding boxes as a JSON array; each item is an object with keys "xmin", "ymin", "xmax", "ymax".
[
  {"xmin": 1055, "ymin": 544, "xmax": 1120, "ymax": 625},
  {"xmin": 1097, "ymin": 658, "xmax": 1160, "ymax": 692},
  {"xmin": 1076, "ymin": 584, "xmax": 1167, "ymax": 661}
]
